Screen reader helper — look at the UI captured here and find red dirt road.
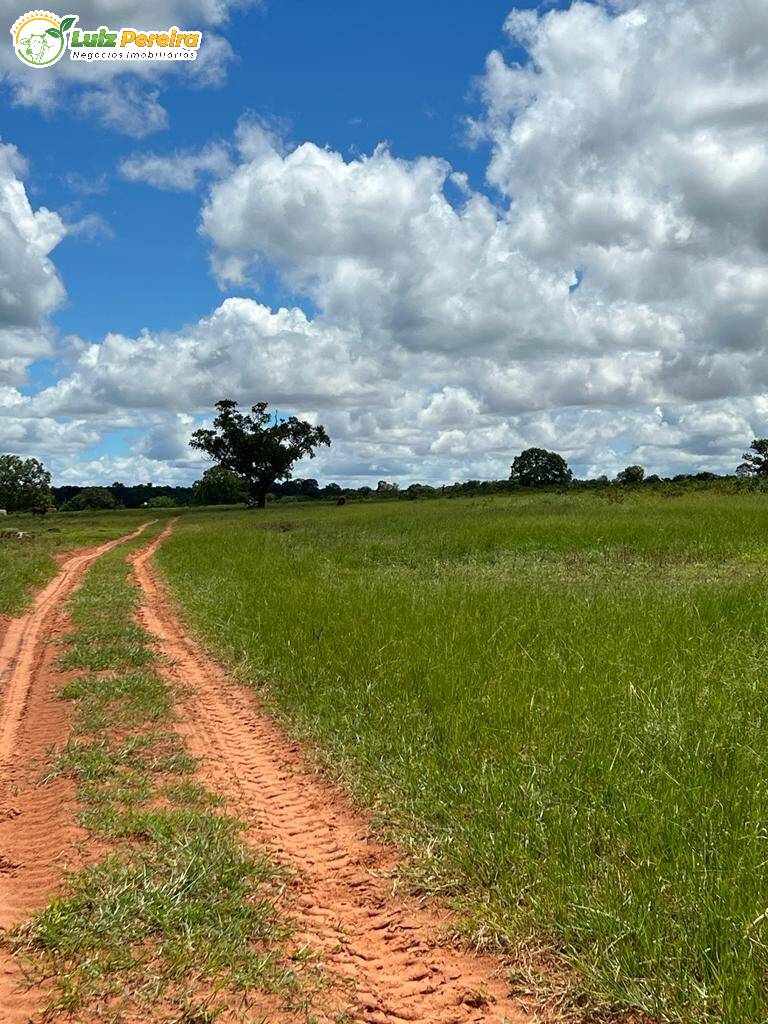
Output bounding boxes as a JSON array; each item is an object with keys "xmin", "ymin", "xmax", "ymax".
[
  {"xmin": 133, "ymin": 522, "xmax": 531, "ymax": 1024},
  {"xmin": 0, "ymin": 522, "xmax": 152, "ymax": 1022}
]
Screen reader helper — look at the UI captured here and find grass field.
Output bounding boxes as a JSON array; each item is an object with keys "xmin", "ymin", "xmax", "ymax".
[
  {"xmin": 156, "ymin": 491, "xmax": 768, "ymax": 1024},
  {"xmin": 0, "ymin": 509, "xmax": 174, "ymax": 617}
]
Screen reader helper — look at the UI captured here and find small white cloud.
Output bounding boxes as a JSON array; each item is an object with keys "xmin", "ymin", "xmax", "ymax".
[{"xmin": 120, "ymin": 141, "xmax": 232, "ymax": 191}]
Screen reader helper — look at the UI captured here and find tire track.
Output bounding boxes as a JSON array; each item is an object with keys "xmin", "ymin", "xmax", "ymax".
[
  {"xmin": 0, "ymin": 521, "xmax": 152, "ymax": 769},
  {"xmin": 133, "ymin": 523, "xmax": 530, "ymax": 1024},
  {"xmin": 0, "ymin": 521, "xmax": 153, "ymax": 1023}
]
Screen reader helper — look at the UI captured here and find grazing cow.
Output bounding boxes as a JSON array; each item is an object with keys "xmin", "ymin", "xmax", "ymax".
[
  {"xmin": 30, "ymin": 506, "xmax": 49, "ymax": 517},
  {"xmin": 336, "ymin": 495, "xmax": 347, "ymax": 506},
  {"xmin": 0, "ymin": 509, "xmax": 6, "ymax": 516}
]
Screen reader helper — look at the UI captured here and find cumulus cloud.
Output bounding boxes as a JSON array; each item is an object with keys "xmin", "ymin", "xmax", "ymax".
[
  {"xmin": 198, "ymin": 0, "xmax": 768, "ymax": 402},
  {"xmin": 0, "ymin": 0, "xmax": 258, "ymax": 136},
  {"xmin": 24, "ymin": 294, "xmax": 768, "ymax": 485},
  {"xmin": 0, "ymin": 143, "xmax": 66, "ymax": 386}
]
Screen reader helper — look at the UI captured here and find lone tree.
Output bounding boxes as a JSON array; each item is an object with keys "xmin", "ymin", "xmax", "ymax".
[
  {"xmin": 0, "ymin": 454, "xmax": 52, "ymax": 512},
  {"xmin": 738, "ymin": 439, "xmax": 768, "ymax": 477},
  {"xmin": 616, "ymin": 464, "xmax": 645, "ymax": 486},
  {"xmin": 190, "ymin": 400, "xmax": 331, "ymax": 508},
  {"xmin": 510, "ymin": 448, "xmax": 572, "ymax": 488}
]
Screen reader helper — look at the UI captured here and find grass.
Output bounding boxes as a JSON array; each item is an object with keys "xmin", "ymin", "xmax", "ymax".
[
  {"xmin": 10, "ymin": 528, "xmax": 306, "ymax": 1022},
  {"xmin": 0, "ymin": 507, "xmax": 176, "ymax": 616},
  {"xmin": 156, "ymin": 490, "xmax": 768, "ymax": 1024}
]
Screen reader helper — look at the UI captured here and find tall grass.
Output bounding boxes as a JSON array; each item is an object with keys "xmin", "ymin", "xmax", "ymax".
[{"xmin": 158, "ymin": 492, "xmax": 768, "ymax": 1023}]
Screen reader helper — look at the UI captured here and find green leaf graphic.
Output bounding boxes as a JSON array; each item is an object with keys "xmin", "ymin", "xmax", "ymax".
[
  {"xmin": 46, "ymin": 27, "xmax": 61, "ymax": 38},
  {"xmin": 59, "ymin": 16, "xmax": 76, "ymax": 33}
]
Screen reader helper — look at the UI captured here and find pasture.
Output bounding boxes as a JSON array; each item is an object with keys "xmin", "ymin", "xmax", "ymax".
[{"xmin": 155, "ymin": 491, "xmax": 768, "ymax": 1023}]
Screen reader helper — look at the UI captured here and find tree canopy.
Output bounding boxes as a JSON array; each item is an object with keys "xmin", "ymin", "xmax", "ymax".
[
  {"xmin": 192, "ymin": 465, "xmax": 248, "ymax": 506},
  {"xmin": 616, "ymin": 465, "xmax": 645, "ymax": 485},
  {"xmin": 189, "ymin": 400, "xmax": 331, "ymax": 508},
  {"xmin": 738, "ymin": 439, "xmax": 768, "ymax": 477},
  {"xmin": 0, "ymin": 454, "xmax": 52, "ymax": 512},
  {"xmin": 61, "ymin": 486, "xmax": 117, "ymax": 512},
  {"xmin": 510, "ymin": 448, "xmax": 573, "ymax": 488}
]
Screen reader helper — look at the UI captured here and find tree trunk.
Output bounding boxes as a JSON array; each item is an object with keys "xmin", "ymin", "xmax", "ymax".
[{"xmin": 248, "ymin": 479, "xmax": 272, "ymax": 509}]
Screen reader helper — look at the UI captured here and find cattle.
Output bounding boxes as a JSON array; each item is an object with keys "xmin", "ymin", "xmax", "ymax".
[
  {"xmin": 30, "ymin": 506, "xmax": 49, "ymax": 517},
  {"xmin": 336, "ymin": 496, "xmax": 347, "ymax": 506},
  {"xmin": 0, "ymin": 509, "xmax": 6, "ymax": 516}
]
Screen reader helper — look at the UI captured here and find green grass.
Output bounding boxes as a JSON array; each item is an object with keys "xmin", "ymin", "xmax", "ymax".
[
  {"xmin": 0, "ymin": 507, "xmax": 176, "ymax": 616},
  {"xmin": 156, "ymin": 491, "xmax": 768, "ymax": 1024},
  {"xmin": 11, "ymin": 529, "xmax": 307, "ymax": 1022}
]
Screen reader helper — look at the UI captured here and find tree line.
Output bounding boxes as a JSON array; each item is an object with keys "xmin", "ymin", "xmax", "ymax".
[{"xmin": 2, "ymin": 400, "xmax": 768, "ymax": 513}]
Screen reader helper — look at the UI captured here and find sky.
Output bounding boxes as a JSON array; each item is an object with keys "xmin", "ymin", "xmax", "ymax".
[{"xmin": 0, "ymin": 0, "xmax": 767, "ymax": 487}]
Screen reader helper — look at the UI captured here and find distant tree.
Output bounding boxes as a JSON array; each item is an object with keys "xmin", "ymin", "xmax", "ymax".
[
  {"xmin": 616, "ymin": 465, "xmax": 645, "ymax": 486},
  {"xmin": 190, "ymin": 400, "xmax": 331, "ymax": 509},
  {"xmin": 192, "ymin": 465, "xmax": 247, "ymax": 506},
  {"xmin": 111, "ymin": 481, "xmax": 128, "ymax": 506},
  {"xmin": 406, "ymin": 483, "xmax": 436, "ymax": 499},
  {"xmin": 321, "ymin": 482, "xmax": 343, "ymax": 498},
  {"xmin": 510, "ymin": 448, "xmax": 572, "ymax": 488},
  {"xmin": 0, "ymin": 455, "xmax": 52, "ymax": 512},
  {"xmin": 376, "ymin": 480, "xmax": 400, "ymax": 495},
  {"xmin": 145, "ymin": 495, "xmax": 175, "ymax": 508},
  {"xmin": 738, "ymin": 439, "xmax": 768, "ymax": 477},
  {"xmin": 61, "ymin": 486, "xmax": 117, "ymax": 512}
]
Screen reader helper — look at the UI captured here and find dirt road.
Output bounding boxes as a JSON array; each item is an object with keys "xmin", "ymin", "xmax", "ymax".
[
  {"xmin": 0, "ymin": 522, "xmax": 151, "ymax": 1022},
  {"xmin": 133, "ymin": 522, "xmax": 530, "ymax": 1024}
]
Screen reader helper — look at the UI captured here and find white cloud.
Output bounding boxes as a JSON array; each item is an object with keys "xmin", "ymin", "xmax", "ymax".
[
  {"xmin": 23, "ymin": 294, "xmax": 768, "ymax": 485},
  {"xmin": 120, "ymin": 141, "xmax": 232, "ymax": 190},
  {"xmin": 0, "ymin": 143, "xmax": 66, "ymax": 386}
]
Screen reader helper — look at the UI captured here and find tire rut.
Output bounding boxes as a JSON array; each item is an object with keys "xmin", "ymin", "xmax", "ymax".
[
  {"xmin": 133, "ymin": 523, "xmax": 531, "ymax": 1024},
  {"xmin": 0, "ymin": 521, "xmax": 153, "ymax": 1022}
]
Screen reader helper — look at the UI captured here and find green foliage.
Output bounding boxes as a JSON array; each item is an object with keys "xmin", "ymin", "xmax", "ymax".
[
  {"xmin": 61, "ymin": 486, "xmax": 118, "ymax": 512},
  {"xmin": 616, "ymin": 464, "xmax": 645, "ymax": 485},
  {"xmin": 0, "ymin": 453, "xmax": 52, "ymax": 511},
  {"xmin": 145, "ymin": 495, "xmax": 175, "ymax": 508},
  {"xmin": 191, "ymin": 465, "xmax": 247, "ymax": 506},
  {"xmin": 509, "ymin": 447, "xmax": 573, "ymax": 488},
  {"xmin": 159, "ymin": 493, "xmax": 768, "ymax": 1024},
  {"xmin": 738, "ymin": 438, "xmax": 768, "ymax": 476},
  {"xmin": 190, "ymin": 400, "xmax": 331, "ymax": 508}
]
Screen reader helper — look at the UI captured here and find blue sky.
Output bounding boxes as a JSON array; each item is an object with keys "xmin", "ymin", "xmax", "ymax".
[{"xmin": 1, "ymin": 0, "xmax": 766, "ymax": 486}]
